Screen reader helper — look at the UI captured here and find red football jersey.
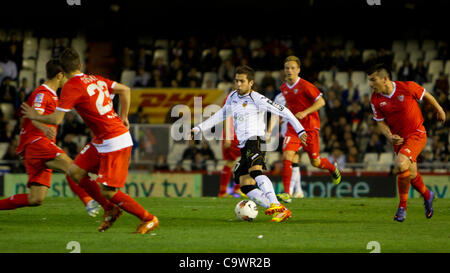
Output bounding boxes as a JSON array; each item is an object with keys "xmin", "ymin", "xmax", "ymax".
[
  {"xmin": 370, "ymin": 81, "xmax": 426, "ymax": 139},
  {"xmin": 16, "ymin": 84, "xmax": 59, "ymax": 155},
  {"xmin": 280, "ymin": 77, "xmax": 322, "ymax": 135},
  {"xmin": 57, "ymin": 73, "xmax": 127, "ymax": 142}
]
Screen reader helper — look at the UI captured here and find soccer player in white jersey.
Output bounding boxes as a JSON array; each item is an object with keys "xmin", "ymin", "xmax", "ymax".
[{"xmin": 191, "ymin": 65, "xmax": 307, "ymax": 222}]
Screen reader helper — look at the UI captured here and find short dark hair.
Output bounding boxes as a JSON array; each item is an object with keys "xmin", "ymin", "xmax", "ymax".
[
  {"xmin": 46, "ymin": 59, "xmax": 63, "ymax": 79},
  {"xmin": 366, "ymin": 63, "xmax": 391, "ymax": 79},
  {"xmin": 235, "ymin": 65, "xmax": 255, "ymax": 82},
  {"xmin": 59, "ymin": 48, "xmax": 81, "ymax": 73}
]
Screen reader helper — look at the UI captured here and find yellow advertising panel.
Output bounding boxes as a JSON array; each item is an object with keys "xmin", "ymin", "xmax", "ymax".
[{"xmin": 130, "ymin": 88, "xmax": 227, "ymax": 124}]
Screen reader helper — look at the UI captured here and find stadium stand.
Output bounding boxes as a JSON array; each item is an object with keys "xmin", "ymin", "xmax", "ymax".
[{"xmin": 0, "ymin": 29, "xmax": 449, "ymax": 173}]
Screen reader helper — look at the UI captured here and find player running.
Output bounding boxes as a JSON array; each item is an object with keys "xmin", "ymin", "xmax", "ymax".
[
  {"xmin": 0, "ymin": 60, "xmax": 101, "ymax": 217},
  {"xmin": 267, "ymin": 92, "xmax": 304, "ymax": 199},
  {"xmin": 272, "ymin": 56, "xmax": 341, "ymax": 202},
  {"xmin": 368, "ymin": 63, "xmax": 446, "ymax": 222},
  {"xmin": 192, "ymin": 65, "xmax": 307, "ymax": 222},
  {"xmin": 21, "ymin": 48, "xmax": 158, "ymax": 233}
]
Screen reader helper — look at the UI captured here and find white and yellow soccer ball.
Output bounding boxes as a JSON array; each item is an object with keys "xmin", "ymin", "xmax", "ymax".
[{"xmin": 235, "ymin": 200, "xmax": 258, "ymax": 221}]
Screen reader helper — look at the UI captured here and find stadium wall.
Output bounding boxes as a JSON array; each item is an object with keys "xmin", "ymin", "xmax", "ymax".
[{"xmin": 1, "ymin": 172, "xmax": 448, "ymax": 199}]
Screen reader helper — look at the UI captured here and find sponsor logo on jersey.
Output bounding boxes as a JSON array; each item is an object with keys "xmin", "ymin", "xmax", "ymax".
[{"xmin": 35, "ymin": 93, "xmax": 44, "ymax": 103}]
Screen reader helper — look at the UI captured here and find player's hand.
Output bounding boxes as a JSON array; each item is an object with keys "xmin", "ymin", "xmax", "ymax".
[
  {"xmin": 122, "ymin": 118, "xmax": 130, "ymax": 130},
  {"xmin": 436, "ymin": 107, "xmax": 446, "ymax": 123},
  {"xmin": 299, "ymin": 131, "xmax": 308, "ymax": 146},
  {"xmin": 21, "ymin": 103, "xmax": 39, "ymax": 120},
  {"xmin": 391, "ymin": 134, "xmax": 404, "ymax": 145},
  {"xmin": 295, "ymin": 111, "xmax": 308, "ymax": 120},
  {"xmin": 43, "ymin": 126, "xmax": 57, "ymax": 140},
  {"xmin": 264, "ymin": 131, "xmax": 271, "ymax": 141},
  {"xmin": 191, "ymin": 127, "xmax": 200, "ymax": 139}
]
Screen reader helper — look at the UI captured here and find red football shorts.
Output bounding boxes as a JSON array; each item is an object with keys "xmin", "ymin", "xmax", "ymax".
[
  {"xmin": 394, "ymin": 132, "xmax": 427, "ymax": 163},
  {"xmin": 23, "ymin": 137, "xmax": 65, "ymax": 188},
  {"xmin": 74, "ymin": 143, "xmax": 132, "ymax": 188},
  {"xmin": 283, "ymin": 129, "xmax": 321, "ymax": 159},
  {"xmin": 222, "ymin": 140, "xmax": 240, "ymax": 161}
]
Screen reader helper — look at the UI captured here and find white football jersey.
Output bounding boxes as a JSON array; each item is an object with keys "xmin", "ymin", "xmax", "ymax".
[
  {"xmin": 197, "ymin": 90, "xmax": 305, "ymax": 148},
  {"xmin": 273, "ymin": 92, "xmax": 287, "ymax": 137}
]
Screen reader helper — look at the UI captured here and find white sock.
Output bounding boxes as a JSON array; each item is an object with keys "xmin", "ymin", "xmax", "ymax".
[
  {"xmin": 293, "ymin": 166, "xmax": 303, "ymax": 195},
  {"xmin": 289, "ymin": 166, "xmax": 297, "ymax": 195},
  {"xmin": 254, "ymin": 175, "xmax": 280, "ymax": 205},
  {"xmin": 246, "ymin": 188, "xmax": 270, "ymax": 208}
]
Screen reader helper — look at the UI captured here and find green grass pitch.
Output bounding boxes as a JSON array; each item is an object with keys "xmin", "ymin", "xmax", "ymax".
[{"xmin": 0, "ymin": 197, "xmax": 449, "ymax": 253}]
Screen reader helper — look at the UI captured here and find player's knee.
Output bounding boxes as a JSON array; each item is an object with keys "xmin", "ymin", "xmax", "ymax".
[
  {"xmin": 311, "ymin": 158, "xmax": 321, "ymax": 167},
  {"xmin": 68, "ymin": 165, "xmax": 83, "ymax": 183},
  {"xmin": 101, "ymin": 185, "xmax": 118, "ymax": 200},
  {"xmin": 395, "ymin": 158, "xmax": 410, "ymax": 173},
  {"xmin": 283, "ymin": 151, "xmax": 295, "ymax": 161}
]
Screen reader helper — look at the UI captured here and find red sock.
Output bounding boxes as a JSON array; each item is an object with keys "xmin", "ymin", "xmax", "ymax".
[
  {"xmin": 0, "ymin": 194, "xmax": 29, "ymax": 210},
  {"xmin": 76, "ymin": 175, "xmax": 114, "ymax": 211},
  {"xmin": 67, "ymin": 175, "xmax": 92, "ymax": 206},
  {"xmin": 397, "ymin": 170, "xmax": 411, "ymax": 209},
  {"xmin": 219, "ymin": 165, "xmax": 232, "ymax": 195},
  {"xmin": 281, "ymin": 160, "xmax": 293, "ymax": 194},
  {"xmin": 411, "ymin": 173, "xmax": 431, "ymax": 201},
  {"xmin": 110, "ymin": 190, "xmax": 153, "ymax": 221},
  {"xmin": 319, "ymin": 157, "xmax": 336, "ymax": 173}
]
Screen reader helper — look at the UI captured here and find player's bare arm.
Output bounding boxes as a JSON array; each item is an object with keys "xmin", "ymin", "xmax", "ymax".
[
  {"xmin": 422, "ymin": 92, "xmax": 446, "ymax": 122},
  {"xmin": 295, "ymin": 96, "xmax": 325, "ymax": 120},
  {"xmin": 112, "ymin": 82, "xmax": 131, "ymax": 129},
  {"xmin": 21, "ymin": 103, "xmax": 66, "ymax": 125},
  {"xmin": 376, "ymin": 120, "xmax": 403, "ymax": 145}
]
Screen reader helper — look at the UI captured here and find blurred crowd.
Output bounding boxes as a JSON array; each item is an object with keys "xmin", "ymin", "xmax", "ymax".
[{"xmin": 1, "ymin": 32, "xmax": 449, "ymax": 173}]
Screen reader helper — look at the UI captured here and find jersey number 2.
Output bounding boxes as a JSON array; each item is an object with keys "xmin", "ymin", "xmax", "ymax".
[{"xmin": 87, "ymin": 81, "xmax": 113, "ymax": 115}]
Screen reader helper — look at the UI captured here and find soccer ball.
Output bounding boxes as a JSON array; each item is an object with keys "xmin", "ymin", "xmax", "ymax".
[{"xmin": 235, "ymin": 200, "xmax": 258, "ymax": 221}]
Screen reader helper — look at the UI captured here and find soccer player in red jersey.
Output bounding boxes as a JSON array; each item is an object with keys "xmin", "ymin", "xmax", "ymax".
[
  {"xmin": 0, "ymin": 60, "xmax": 100, "ymax": 216},
  {"xmin": 274, "ymin": 56, "xmax": 341, "ymax": 201},
  {"xmin": 21, "ymin": 49, "xmax": 158, "ymax": 233},
  {"xmin": 368, "ymin": 64, "xmax": 446, "ymax": 222}
]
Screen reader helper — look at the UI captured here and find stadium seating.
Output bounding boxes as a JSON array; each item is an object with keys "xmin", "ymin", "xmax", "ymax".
[
  {"xmin": 218, "ymin": 49, "xmax": 233, "ymax": 61},
  {"xmin": 421, "ymin": 39, "xmax": 436, "ymax": 51},
  {"xmin": 0, "ymin": 142, "xmax": 9, "ymax": 159},
  {"xmin": 363, "ymin": 153, "xmax": 378, "ymax": 171},
  {"xmin": 18, "ymin": 69, "xmax": 34, "ymax": 87},
  {"xmin": 362, "ymin": 49, "xmax": 377, "ymax": 63},
  {"xmin": 428, "ymin": 60, "xmax": 444, "ymax": 75},
  {"xmin": 22, "ymin": 59, "xmax": 36, "ymax": 71},
  {"xmin": 217, "ymin": 82, "xmax": 233, "ymax": 92},
  {"xmin": 444, "ymin": 60, "xmax": 450, "ymax": 75},
  {"xmin": 335, "ymin": 71, "xmax": 349, "ymax": 88},
  {"xmin": 424, "ymin": 50, "xmax": 438, "ymax": 64},
  {"xmin": 202, "ymin": 72, "xmax": 218, "ymax": 88},
  {"xmin": 350, "ymin": 71, "xmax": 366, "ymax": 87},
  {"xmin": 120, "ymin": 69, "xmax": 136, "ymax": 87},
  {"xmin": 409, "ymin": 50, "xmax": 423, "ymax": 66},
  {"xmin": 0, "ymin": 103, "xmax": 14, "ymax": 120},
  {"xmin": 153, "ymin": 49, "xmax": 168, "ymax": 65},
  {"xmin": 318, "ymin": 70, "xmax": 333, "ymax": 87},
  {"xmin": 406, "ymin": 40, "xmax": 420, "ymax": 53},
  {"xmin": 391, "ymin": 40, "xmax": 405, "ymax": 52},
  {"xmin": 377, "ymin": 152, "xmax": 394, "ymax": 171},
  {"xmin": 254, "ymin": 71, "xmax": 266, "ymax": 87},
  {"xmin": 265, "ymin": 151, "xmax": 280, "ymax": 167}
]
